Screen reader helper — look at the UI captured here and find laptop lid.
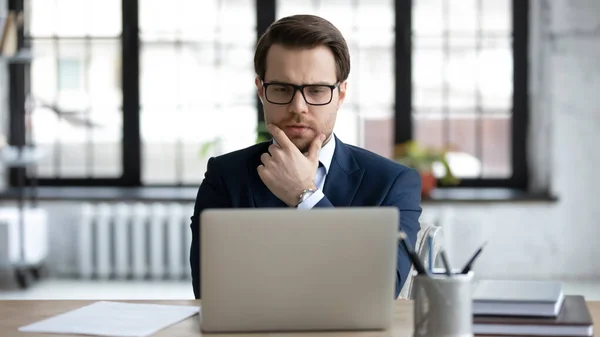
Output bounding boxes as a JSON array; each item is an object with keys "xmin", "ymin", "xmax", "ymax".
[{"xmin": 199, "ymin": 207, "xmax": 399, "ymax": 332}]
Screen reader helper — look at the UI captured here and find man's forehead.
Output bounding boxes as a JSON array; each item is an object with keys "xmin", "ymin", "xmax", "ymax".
[
  {"xmin": 264, "ymin": 45, "xmax": 337, "ymax": 83},
  {"xmin": 265, "ymin": 78, "xmax": 336, "ymax": 85}
]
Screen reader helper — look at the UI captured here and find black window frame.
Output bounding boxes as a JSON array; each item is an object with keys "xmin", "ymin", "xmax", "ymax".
[
  {"xmin": 395, "ymin": 0, "xmax": 529, "ymax": 189},
  {"xmin": 9, "ymin": 0, "xmax": 528, "ymax": 189}
]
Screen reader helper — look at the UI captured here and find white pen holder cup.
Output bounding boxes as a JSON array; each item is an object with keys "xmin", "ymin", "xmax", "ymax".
[{"xmin": 413, "ymin": 270, "xmax": 474, "ymax": 337}]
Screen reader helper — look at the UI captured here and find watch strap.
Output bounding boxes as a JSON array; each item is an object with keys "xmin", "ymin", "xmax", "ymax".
[{"xmin": 296, "ymin": 188, "xmax": 317, "ymax": 207}]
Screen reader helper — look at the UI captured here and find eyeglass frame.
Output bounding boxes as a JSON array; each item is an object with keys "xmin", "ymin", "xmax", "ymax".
[{"xmin": 261, "ymin": 80, "xmax": 341, "ymax": 106}]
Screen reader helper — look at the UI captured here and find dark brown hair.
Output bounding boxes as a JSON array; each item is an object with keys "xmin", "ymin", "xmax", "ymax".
[{"xmin": 254, "ymin": 14, "xmax": 350, "ymax": 82}]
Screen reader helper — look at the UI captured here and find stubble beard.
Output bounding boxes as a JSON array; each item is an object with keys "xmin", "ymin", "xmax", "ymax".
[{"xmin": 293, "ymin": 132, "xmax": 333, "ymax": 155}]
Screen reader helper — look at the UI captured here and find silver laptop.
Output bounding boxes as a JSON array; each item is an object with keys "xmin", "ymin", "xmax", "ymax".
[{"xmin": 199, "ymin": 207, "xmax": 399, "ymax": 333}]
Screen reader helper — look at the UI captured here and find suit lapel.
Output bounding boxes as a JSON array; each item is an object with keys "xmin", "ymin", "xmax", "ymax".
[
  {"xmin": 322, "ymin": 137, "xmax": 365, "ymax": 206},
  {"xmin": 248, "ymin": 142, "xmax": 288, "ymax": 208}
]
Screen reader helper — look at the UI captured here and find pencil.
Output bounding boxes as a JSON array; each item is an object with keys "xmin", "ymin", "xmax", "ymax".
[
  {"xmin": 398, "ymin": 231, "xmax": 428, "ymax": 275},
  {"xmin": 427, "ymin": 234, "xmax": 433, "ymax": 273},
  {"xmin": 460, "ymin": 241, "xmax": 487, "ymax": 274},
  {"xmin": 439, "ymin": 250, "xmax": 452, "ymax": 276}
]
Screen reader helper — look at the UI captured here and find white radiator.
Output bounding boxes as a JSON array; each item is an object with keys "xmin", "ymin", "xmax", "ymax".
[{"xmin": 77, "ymin": 202, "xmax": 194, "ymax": 280}]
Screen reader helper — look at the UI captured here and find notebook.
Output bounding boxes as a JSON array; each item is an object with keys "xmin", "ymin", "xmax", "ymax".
[
  {"xmin": 473, "ymin": 295, "xmax": 593, "ymax": 336},
  {"xmin": 472, "ymin": 280, "xmax": 564, "ymax": 317}
]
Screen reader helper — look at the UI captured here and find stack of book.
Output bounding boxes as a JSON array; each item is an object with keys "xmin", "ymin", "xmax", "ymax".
[{"xmin": 472, "ymin": 280, "xmax": 593, "ymax": 336}]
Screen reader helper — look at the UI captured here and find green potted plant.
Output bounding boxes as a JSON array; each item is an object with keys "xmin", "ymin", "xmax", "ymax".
[{"xmin": 393, "ymin": 141, "xmax": 459, "ymax": 198}]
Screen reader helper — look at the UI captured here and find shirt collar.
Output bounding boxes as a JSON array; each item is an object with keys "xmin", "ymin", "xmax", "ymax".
[
  {"xmin": 318, "ymin": 134, "xmax": 335, "ymax": 174},
  {"xmin": 271, "ymin": 134, "xmax": 336, "ymax": 175}
]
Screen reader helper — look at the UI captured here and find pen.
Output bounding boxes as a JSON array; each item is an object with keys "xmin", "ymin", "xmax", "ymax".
[
  {"xmin": 460, "ymin": 241, "xmax": 487, "ymax": 274},
  {"xmin": 427, "ymin": 234, "xmax": 433, "ymax": 273},
  {"xmin": 398, "ymin": 231, "xmax": 428, "ymax": 275},
  {"xmin": 439, "ymin": 250, "xmax": 452, "ymax": 276}
]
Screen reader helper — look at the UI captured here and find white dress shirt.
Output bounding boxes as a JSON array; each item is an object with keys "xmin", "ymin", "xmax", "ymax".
[{"xmin": 296, "ymin": 135, "xmax": 335, "ymax": 210}]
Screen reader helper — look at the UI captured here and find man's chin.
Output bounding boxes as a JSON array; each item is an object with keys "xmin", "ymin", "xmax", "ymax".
[{"xmin": 290, "ymin": 139, "xmax": 311, "ymax": 154}]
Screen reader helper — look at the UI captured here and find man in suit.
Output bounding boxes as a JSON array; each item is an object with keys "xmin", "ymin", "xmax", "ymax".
[{"xmin": 190, "ymin": 14, "xmax": 422, "ymax": 300}]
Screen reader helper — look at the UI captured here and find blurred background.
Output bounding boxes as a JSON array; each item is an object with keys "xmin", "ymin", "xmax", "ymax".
[{"xmin": 0, "ymin": 0, "xmax": 598, "ymax": 299}]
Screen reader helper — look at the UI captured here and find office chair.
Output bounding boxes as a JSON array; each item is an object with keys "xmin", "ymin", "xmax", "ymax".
[{"xmin": 397, "ymin": 221, "xmax": 443, "ymax": 299}]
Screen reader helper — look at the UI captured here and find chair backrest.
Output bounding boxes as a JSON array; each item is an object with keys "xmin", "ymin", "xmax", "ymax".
[{"xmin": 397, "ymin": 221, "xmax": 443, "ymax": 299}]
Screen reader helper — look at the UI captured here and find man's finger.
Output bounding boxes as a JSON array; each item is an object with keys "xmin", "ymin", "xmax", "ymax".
[
  {"xmin": 260, "ymin": 152, "xmax": 272, "ymax": 166},
  {"xmin": 257, "ymin": 164, "xmax": 266, "ymax": 180},
  {"xmin": 257, "ymin": 165, "xmax": 273, "ymax": 184},
  {"xmin": 268, "ymin": 144, "xmax": 282, "ymax": 157},
  {"xmin": 307, "ymin": 134, "xmax": 326, "ymax": 163},
  {"xmin": 267, "ymin": 124, "xmax": 295, "ymax": 150}
]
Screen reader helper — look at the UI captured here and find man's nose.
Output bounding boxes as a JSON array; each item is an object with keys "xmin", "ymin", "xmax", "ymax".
[{"xmin": 289, "ymin": 89, "xmax": 308, "ymax": 114}]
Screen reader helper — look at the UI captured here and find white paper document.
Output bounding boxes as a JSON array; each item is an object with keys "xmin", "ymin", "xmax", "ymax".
[{"xmin": 18, "ymin": 301, "xmax": 201, "ymax": 337}]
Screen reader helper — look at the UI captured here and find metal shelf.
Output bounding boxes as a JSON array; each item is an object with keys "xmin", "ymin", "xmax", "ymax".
[
  {"xmin": 0, "ymin": 50, "xmax": 33, "ymax": 64},
  {"xmin": 0, "ymin": 146, "xmax": 44, "ymax": 167}
]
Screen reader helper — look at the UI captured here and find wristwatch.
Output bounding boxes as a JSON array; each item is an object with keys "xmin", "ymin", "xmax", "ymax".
[{"xmin": 296, "ymin": 188, "xmax": 318, "ymax": 207}]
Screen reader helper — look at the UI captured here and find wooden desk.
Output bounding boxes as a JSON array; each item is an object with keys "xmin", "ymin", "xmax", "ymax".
[{"xmin": 1, "ymin": 300, "xmax": 599, "ymax": 336}]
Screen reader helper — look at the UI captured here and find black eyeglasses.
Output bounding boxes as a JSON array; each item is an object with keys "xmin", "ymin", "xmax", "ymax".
[{"xmin": 262, "ymin": 81, "xmax": 339, "ymax": 106}]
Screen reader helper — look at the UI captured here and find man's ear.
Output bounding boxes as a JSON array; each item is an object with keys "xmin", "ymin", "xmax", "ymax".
[
  {"xmin": 255, "ymin": 76, "xmax": 264, "ymax": 104},
  {"xmin": 337, "ymin": 81, "xmax": 347, "ymax": 109}
]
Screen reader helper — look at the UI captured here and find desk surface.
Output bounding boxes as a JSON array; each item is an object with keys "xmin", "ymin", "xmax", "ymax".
[{"xmin": 1, "ymin": 299, "xmax": 599, "ymax": 336}]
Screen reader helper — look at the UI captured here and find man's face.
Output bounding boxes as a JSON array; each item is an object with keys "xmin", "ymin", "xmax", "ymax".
[{"xmin": 255, "ymin": 44, "xmax": 347, "ymax": 153}]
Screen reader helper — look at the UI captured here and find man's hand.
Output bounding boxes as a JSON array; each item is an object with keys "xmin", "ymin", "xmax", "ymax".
[{"xmin": 257, "ymin": 124, "xmax": 325, "ymax": 207}]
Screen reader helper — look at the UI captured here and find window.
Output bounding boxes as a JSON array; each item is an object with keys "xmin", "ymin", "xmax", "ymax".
[
  {"xmin": 139, "ymin": 0, "xmax": 256, "ymax": 185},
  {"xmin": 25, "ymin": 0, "xmax": 123, "ymax": 180},
  {"xmin": 12, "ymin": 0, "xmax": 528, "ymax": 189},
  {"xmin": 405, "ymin": 0, "xmax": 528, "ymax": 188},
  {"xmin": 276, "ymin": 0, "xmax": 395, "ymax": 158}
]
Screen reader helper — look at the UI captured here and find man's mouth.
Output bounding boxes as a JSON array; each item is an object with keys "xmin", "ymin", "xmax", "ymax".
[{"xmin": 285, "ymin": 125, "xmax": 311, "ymax": 135}]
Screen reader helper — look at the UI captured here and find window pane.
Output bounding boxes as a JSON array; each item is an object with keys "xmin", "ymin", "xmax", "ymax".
[
  {"xmin": 356, "ymin": 48, "xmax": 393, "ymax": 107},
  {"xmin": 90, "ymin": 110, "xmax": 122, "ymax": 177},
  {"xmin": 415, "ymin": 0, "xmax": 510, "ymax": 35},
  {"xmin": 448, "ymin": 116, "xmax": 478, "ymax": 177},
  {"xmin": 29, "ymin": 0, "xmax": 121, "ymax": 38},
  {"xmin": 28, "ymin": 0, "xmax": 57, "ymax": 36},
  {"xmin": 276, "ymin": 0, "xmax": 394, "ymax": 156},
  {"xmin": 89, "ymin": 0, "xmax": 121, "ymax": 37},
  {"xmin": 141, "ymin": 104, "xmax": 256, "ymax": 184},
  {"xmin": 482, "ymin": 0, "xmax": 511, "ymax": 32},
  {"xmin": 139, "ymin": 0, "xmax": 179, "ymax": 40},
  {"xmin": 413, "ymin": 0, "xmax": 444, "ymax": 36},
  {"xmin": 54, "ymin": 0, "xmax": 87, "ymax": 37},
  {"xmin": 333, "ymin": 105, "xmax": 361, "ymax": 149},
  {"xmin": 357, "ymin": 0, "xmax": 394, "ymax": 29},
  {"xmin": 413, "ymin": 48, "xmax": 443, "ymax": 108},
  {"xmin": 140, "ymin": 0, "xmax": 256, "ymax": 185},
  {"xmin": 140, "ymin": 46, "xmax": 179, "ymax": 106},
  {"xmin": 448, "ymin": 0, "xmax": 478, "ymax": 33},
  {"xmin": 28, "ymin": 7, "xmax": 123, "ymax": 182},
  {"xmin": 413, "ymin": 114, "xmax": 445, "ymax": 151},
  {"xmin": 57, "ymin": 59, "xmax": 82, "ymax": 90},
  {"xmin": 479, "ymin": 47, "xmax": 513, "ymax": 110},
  {"xmin": 412, "ymin": 0, "xmax": 512, "ymax": 179},
  {"xmin": 482, "ymin": 115, "xmax": 511, "ymax": 177}
]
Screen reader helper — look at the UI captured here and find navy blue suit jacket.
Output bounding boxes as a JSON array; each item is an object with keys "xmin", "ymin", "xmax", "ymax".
[{"xmin": 189, "ymin": 136, "xmax": 422, "ymax": 299}]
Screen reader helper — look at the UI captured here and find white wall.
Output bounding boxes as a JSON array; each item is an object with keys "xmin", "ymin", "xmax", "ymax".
[
  {"xmin": 3, "ymin": 0, "xmax": 600, "ymax": 282},
  {"xmin": 425, "ymin": 0, "xmax": 600, "ymax": 282}
]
